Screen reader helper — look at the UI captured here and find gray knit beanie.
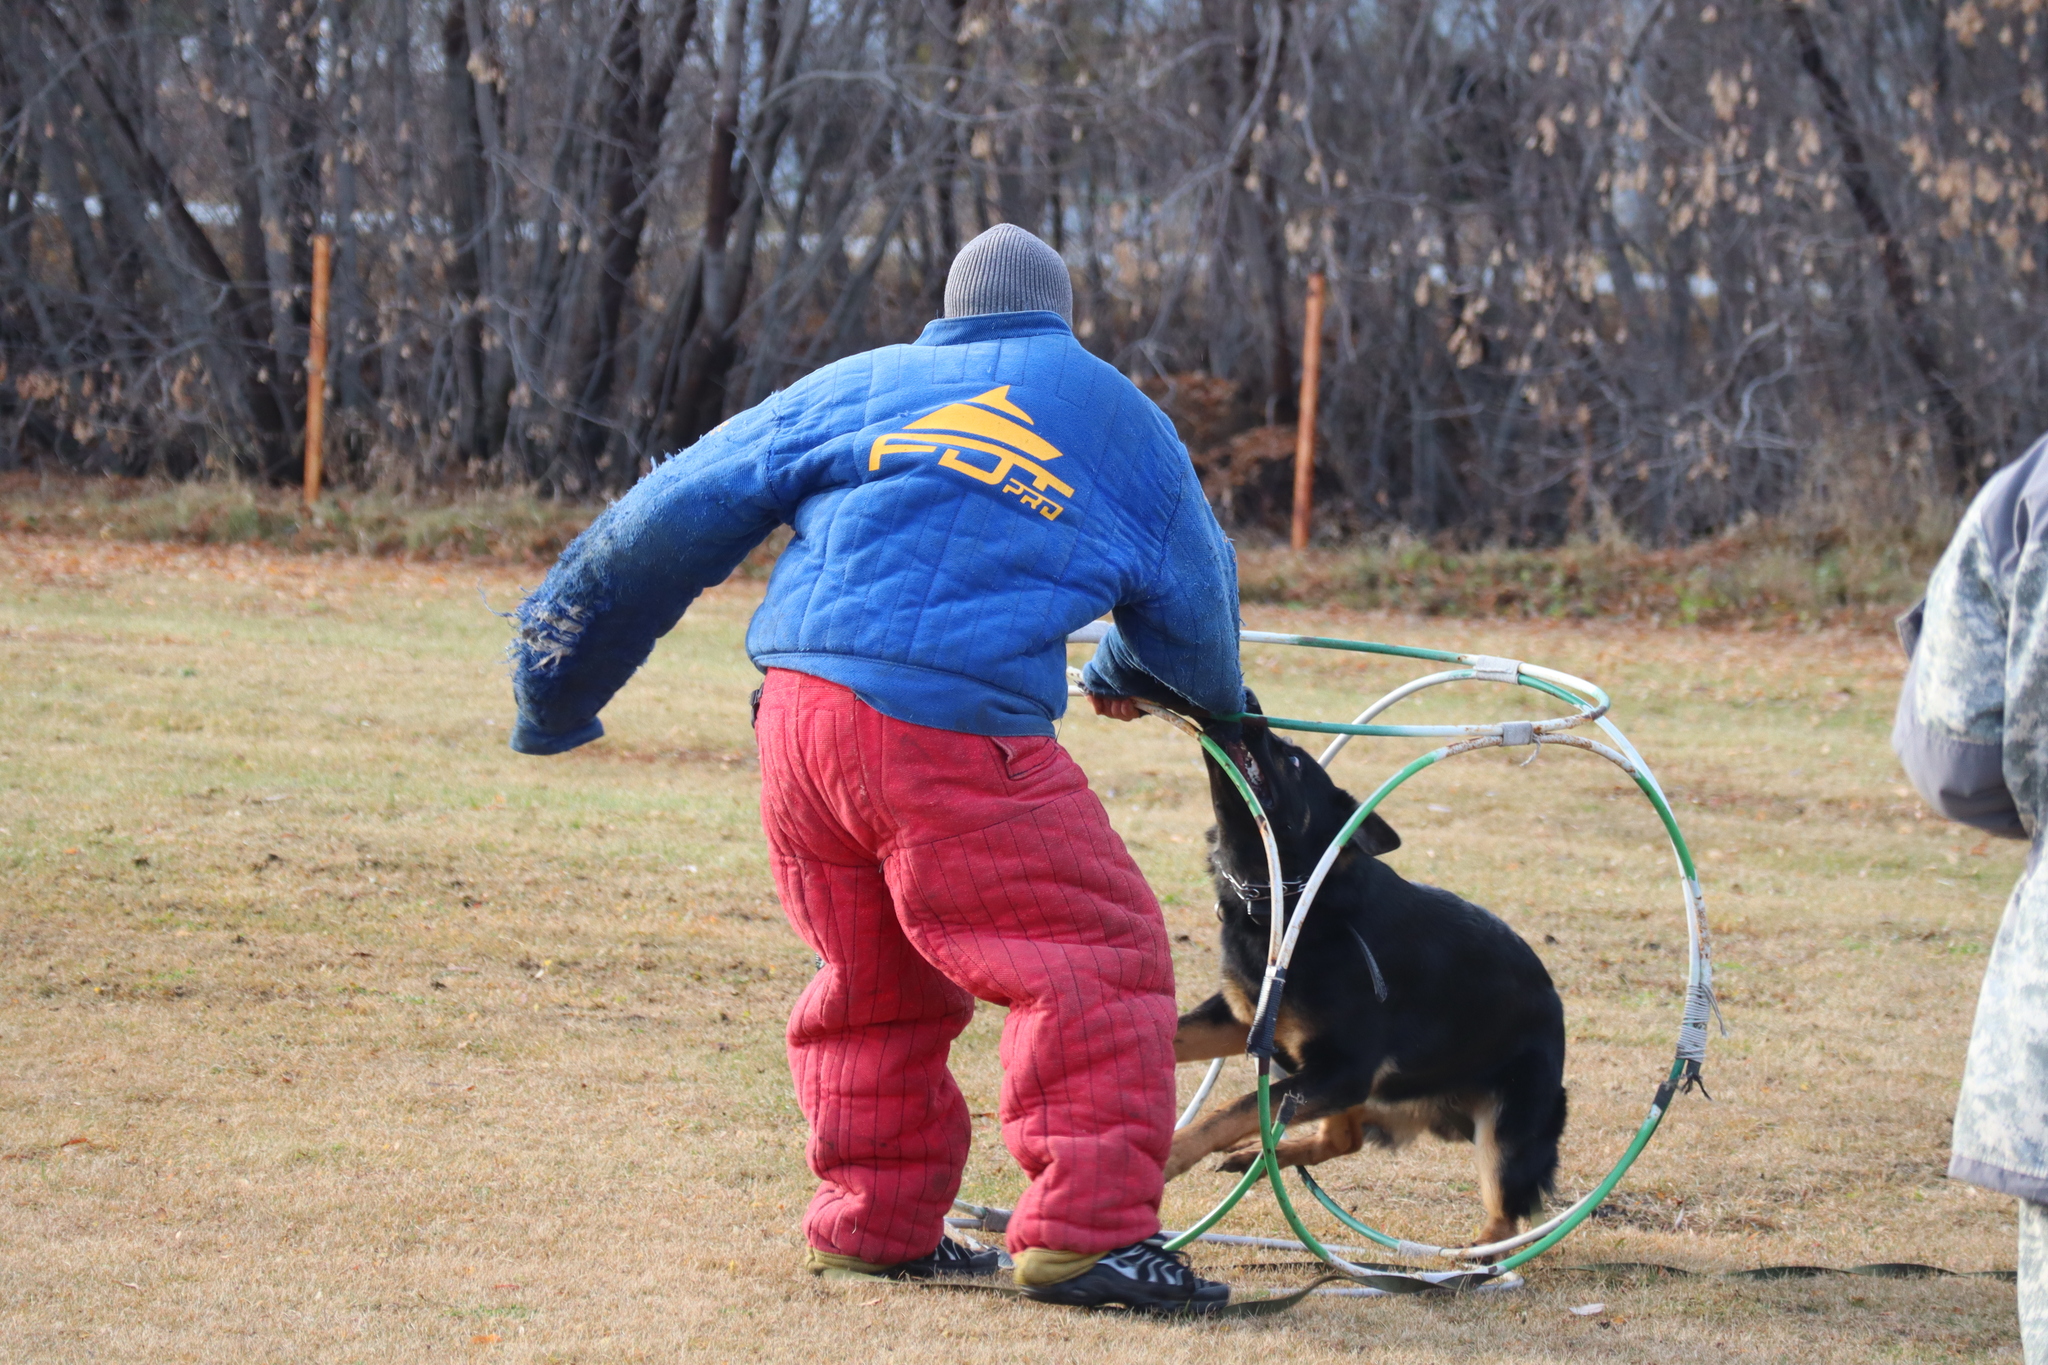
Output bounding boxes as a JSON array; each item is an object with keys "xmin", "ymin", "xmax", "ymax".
[{"xmin": 944, "ymin": 224, "xmax": 1073, "ymax": 325}]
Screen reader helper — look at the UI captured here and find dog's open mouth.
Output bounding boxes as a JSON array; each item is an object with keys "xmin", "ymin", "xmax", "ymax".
[
  {"xmin": 1205, "ymin": 696, "xmax": 1278, "ymax": 809},
  {"xmin": 1214, "ymin": 737, "xmax": 1270, "ymax": 805}
]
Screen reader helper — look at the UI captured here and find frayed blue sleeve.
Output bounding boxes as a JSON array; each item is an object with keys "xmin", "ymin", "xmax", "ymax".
[
  {"xmin": 1079, "ymin": 625, "xmax": 1185, "ymax": 708},
  {"xmin": 1078, "ymin": 465, "xmax": 1244, "ymax": 724},
  {"xmin": 507, "ymin": 400, "xmax": 789, "ymax": 753}
]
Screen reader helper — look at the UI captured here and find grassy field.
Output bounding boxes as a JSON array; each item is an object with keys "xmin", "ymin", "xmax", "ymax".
[{"xmin": 0, "ymin": 534, "xmax": 2026, "ymax": 1362}]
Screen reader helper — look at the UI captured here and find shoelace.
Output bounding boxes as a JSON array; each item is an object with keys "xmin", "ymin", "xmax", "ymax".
[
  {"xmin": 929, "ymin": 1239, "xmax": 990, "ymax": 1266},
  {"xmin": 1109, "ymin": 1241, "xmax": 1198, "ymax": 1284}
]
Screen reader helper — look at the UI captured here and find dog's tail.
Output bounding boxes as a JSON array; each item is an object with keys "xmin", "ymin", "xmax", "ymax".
[{"xmin": 1495, "ymin": 1070, "xmax": 1569, "ymax": 1220}]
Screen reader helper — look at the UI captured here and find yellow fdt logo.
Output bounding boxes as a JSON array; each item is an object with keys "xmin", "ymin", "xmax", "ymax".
[{"xmin": 868, "ymin": 386, "xmax": 1073, "ymax": 520}]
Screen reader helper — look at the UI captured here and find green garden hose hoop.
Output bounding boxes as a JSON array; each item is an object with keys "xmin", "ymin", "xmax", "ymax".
[{"xmin": 1120, "ymin": 629, "xmax": 1719, "ymax": 1285}]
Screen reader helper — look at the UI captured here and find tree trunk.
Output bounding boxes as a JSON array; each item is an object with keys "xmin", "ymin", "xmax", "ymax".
[
  {"xmin": 231, "ymin": 0, "xmax": 307, "ymax": 478},
  {"xmin": 206, "ymin": 1, "xmax": 268, "ymax": 303},
  {"xmin": 27, "ymin": 0, "xmax": 289, "ymax": 472},
  {"xmin": 378, "ymin": 0, "xmax": 424, "ymax": 475},
  {"xmin": 442, "ymin": 0, "xmax": 491, "ymax": 468},
  {"xmin": 41, "ymin": 129, "xmax": 111, "ymax": 300},
  {"xmin": 461, "ymin": 0, "xmax": 515, "ymax": 469},
  {"xmin": 662, "ymin": 0, "xmax": 753, "ymax": 446},
  {"xmin": 0, "ymin": 29, "xmax": 59, "ymax": 360},
  {"xmin": 280, "ymin": 0, "xmax": 325, "ymax": 460},
  {"xmin": 1784, "ymin": 2, "xmax": 1974, "ymax": 491},
  {"xmin": 570, "ymin": 0, "xmax": 697, "ymax": 484},
  {"xmin": 928, "ymin": 0, "xmax": 971, "ymax": 304},
  {"xmin": 330, "ymin": 0, "xmax": 364, "ymax": 420}
]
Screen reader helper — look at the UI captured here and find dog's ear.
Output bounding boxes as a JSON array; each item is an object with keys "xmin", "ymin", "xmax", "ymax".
[{"xmin": 1350, "ymin": 812, "xmax": 1401, "ymax": 857}]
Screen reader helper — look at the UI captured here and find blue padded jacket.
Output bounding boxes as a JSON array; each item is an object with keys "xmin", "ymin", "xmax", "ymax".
[{"xmin": 507, "ymin": 311, "xmax": 1243, "ymax": 751}]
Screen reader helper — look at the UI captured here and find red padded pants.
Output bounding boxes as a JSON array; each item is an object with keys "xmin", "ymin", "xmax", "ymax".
[{"xmin": 755, "ymin": 668, "xmax": 1177, "ymax": 1264}]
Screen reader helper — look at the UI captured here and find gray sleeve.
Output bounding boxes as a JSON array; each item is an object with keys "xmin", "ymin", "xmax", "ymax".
[
  {"xmin": 1893, "ymin": 660, "xmax": 2025, "ymax": 835},
  {"xmin": 1893, "ymin": 442, "xmax": 2048, "ymax": 839}
]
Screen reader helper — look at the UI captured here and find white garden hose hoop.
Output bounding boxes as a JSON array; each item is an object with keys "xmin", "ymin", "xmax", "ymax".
[{"xmin": 1049, "ymin": 626, "xmax": 1718, "ymax": 1283}]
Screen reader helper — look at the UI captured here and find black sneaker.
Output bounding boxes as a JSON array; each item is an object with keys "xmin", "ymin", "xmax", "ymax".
[
  {"xmin": 881, "ymin": 1237, "xmax": 1003, "ymax": 1280},
  {"xmin": 1020, "ymin": 1238, "xmax": 1230, "ymax": 1313}
]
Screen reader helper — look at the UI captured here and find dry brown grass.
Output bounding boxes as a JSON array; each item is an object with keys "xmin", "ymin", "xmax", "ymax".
[
  {"xmin": 0, "ymin": 535, "xmax": 2024, "ymax": 1362},
  {"xmin": 0, "ymin": 471, "xmax": 604, "ymax": 562},
  {"xmin": 0, "ymin": 471, "xmax": 1942, "ymax": 630}
]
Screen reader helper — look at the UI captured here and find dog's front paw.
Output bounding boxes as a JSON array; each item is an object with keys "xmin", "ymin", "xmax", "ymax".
[{"xmin": 1214, "ymin": 1146, "xmax": 1262, "ymax": 1174}]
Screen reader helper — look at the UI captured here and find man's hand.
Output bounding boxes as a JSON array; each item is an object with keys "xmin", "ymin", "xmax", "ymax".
[{"xmin": 1089, "ymin": 693, "xmax": 1145, "ymax": 722}]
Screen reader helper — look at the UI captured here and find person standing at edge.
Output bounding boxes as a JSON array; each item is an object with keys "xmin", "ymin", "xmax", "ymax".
[
  {"xmin": 1894, "ymin": 433, "xmax": 2048, "ymax": 1360},
  {"xmin": 504, "ymin": 225, "xmax": 1242, "ymax": 1313}
]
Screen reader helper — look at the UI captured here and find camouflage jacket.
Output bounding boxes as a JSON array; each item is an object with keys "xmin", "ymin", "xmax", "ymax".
[{"xmin": 1894, "ymin": 434, "xmax": 2048, "ymax": 1203}]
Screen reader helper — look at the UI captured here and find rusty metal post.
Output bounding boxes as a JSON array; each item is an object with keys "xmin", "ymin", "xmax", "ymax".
[
  {"xmin": 1290, "ymin": 273, "xmax": 1326, "ymax": 552},
  {"xmin": 303, "ymin": 234, "xmax": 332, "ymax": 510}
]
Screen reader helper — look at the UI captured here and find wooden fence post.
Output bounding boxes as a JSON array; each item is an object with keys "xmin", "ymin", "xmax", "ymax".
[
  {"xmin": 1290, "ymin": 272, "xmax": 1326, "ymax": 552},
  {"xmin": 303, "ymin": 234, "xmax": 332, "ymax": 511}
]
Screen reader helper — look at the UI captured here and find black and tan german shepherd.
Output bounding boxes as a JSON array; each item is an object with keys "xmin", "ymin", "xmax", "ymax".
[{"xmin": 1165, "ymin": 699, "xmax": 1568, "ymax": 1246}]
